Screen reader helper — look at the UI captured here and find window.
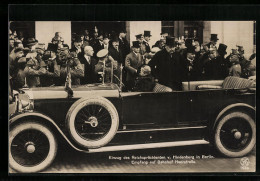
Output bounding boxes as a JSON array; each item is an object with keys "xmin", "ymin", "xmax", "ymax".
[{"xmin": 161, "ymin": 21, "xmax": 174, "ymax": 37}]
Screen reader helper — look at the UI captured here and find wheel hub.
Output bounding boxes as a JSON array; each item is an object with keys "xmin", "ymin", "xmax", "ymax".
[
  {"xmin": 231, "ymin": 129, "xmax": 242, "ymax": 140},
  {"xmin": 88, "ymin": 116, "xmax": 98, "ymax": 127},
  {"xmin": 25, "ymin": 142, "xmax": 36, "ymax": 153}
]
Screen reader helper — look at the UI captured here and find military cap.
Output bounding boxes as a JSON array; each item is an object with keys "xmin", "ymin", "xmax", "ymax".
[
  {"xmin": 132, "ymin": 41, "xmax": 140, "ymax": 48},
  {"xmin": 17, "ymin": 57, "xmax": 27, "ymax": 63},
  {"xmin": 210, "ymin": 34, "xmax": 219, "ymax": 41},
  {"xmin": 144, "ymin": 31, "xmax": 152, "ymax": 37},
  {"xmin": 14, "ymin": 47, "xmax": 24, "ymax": 53},
  {"xmin": 236, "ymin": 45, "xmax": 244, "ymax": 52},
  {"xmin": 36, "ymin": 43, "xmax": 45, "ymax": 51},
  {"xmin": 150, "ymin": 47, "xmax": 160, "ymax": 54},
  {"xmin": 231, "ymin": 49, "xmax": 239, "ymax": 55},
  {"xmin": 135, "ymin": 34, "xmax": 143, "ymax": 39},
  {"xmin": 160, "ymin": 31, "xmax": 168, "ymax": 36},
  {"xmin": 26, "ymin": 59, "xmax": 35, "ymax": 66},
  {"xmin": 97, "ymin": 49, "xmax": 108, "ymax": 58}
]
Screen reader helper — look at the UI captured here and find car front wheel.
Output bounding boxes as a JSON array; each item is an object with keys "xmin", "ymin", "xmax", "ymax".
[
  {"xmin": 214, "ymin": 111, "xmax": 256, "ymax": 157},
  {"xmin": 66, "ymin": 97, "xmax": 119, "ymax": 148},
  {"xmin": 9, "ymin": 121, "xmax": 57, "ymax": 173}
]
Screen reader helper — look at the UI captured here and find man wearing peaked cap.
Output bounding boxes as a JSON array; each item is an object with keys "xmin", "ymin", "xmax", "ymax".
[
  {"xmin": 143, "ymin": 30, "xmax": 151, "ymax": 53},
  {"xmin": 149, "ymin": 36, "xmax": 182, "ymax": 90},
  {"xmin": 95, "ymin": 49, "xmax": 118, "ymax": 83},
  {"xmin": 125, "ymin": 41, "xmax": 143, "ymax": 91}
]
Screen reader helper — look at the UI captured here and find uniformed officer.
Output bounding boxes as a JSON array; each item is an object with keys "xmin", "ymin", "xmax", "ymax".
[
  {"xmin": 24, "ymin": 51, "xmax": 46, "ymax": 88},
  {"xmin": 95, "ymin": 49, "xmax": 118, "ymax": 83},
  {"xmin": 143, "ymin": 30, "xmax": 152, "ymax": 53},
  {"xmin": 125, "ymin": 41, "xmax": 143, "ymax": 91},
  {"xmin": 228, "ymin": 49, "xmax": 241, "ymax": 77}
]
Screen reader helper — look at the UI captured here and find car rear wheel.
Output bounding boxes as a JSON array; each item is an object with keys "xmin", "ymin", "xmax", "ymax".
[
  {"xmin": 9, "ymin": 121, "xmax": 57, "ymax": 173},
  {"xmin": 214, "ymin": 112, "xmax": 256, "ymax": 157},
  {"xmin": 66, "ymin": 97, "xmax": 119, "ymax": 148}
]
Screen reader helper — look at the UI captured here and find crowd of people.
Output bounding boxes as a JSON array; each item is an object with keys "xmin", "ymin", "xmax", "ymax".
[{"xmin": 9, "ymin": 27, "xmax": 256, "ymax": 94}]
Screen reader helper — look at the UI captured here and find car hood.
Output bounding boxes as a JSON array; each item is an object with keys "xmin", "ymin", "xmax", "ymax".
[{"xmin": 21, "ymin": 83, "xmax": 120, "ymax": 100}]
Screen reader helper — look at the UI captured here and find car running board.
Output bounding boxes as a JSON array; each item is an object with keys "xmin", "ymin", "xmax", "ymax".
[{"xmin": 88, "ymin": 140, "xmax": 209, "ymax": 153}]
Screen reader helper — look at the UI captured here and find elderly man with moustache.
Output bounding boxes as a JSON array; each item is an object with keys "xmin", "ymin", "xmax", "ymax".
[
  {"xmin": 79, "ymin": 46, "xmax": 98, "ymax": 84},
  {"xmin": 149, "ymin": 36, "xmax": 182, "ymax": 90}
]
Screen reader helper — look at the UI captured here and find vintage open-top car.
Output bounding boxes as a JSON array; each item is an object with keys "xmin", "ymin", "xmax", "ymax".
[{"xmin": 9, "ymin": 65, "xmax": 256, "ymax": 173}]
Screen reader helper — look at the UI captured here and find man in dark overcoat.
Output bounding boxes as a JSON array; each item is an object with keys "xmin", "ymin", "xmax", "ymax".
[{"xmin": 149, "ymin": 36, "xmax": 182, "ymax": 90}]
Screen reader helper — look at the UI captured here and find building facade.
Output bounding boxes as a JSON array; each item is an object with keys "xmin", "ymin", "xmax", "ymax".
[{"xmin": 10, "ymin": 21, "xmax": 255, "ymax": 57}]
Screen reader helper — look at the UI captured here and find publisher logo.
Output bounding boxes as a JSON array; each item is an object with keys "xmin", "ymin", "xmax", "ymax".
[{"xmin": 240, "ymin": 157, "xmax": 250, "ymax": 170}]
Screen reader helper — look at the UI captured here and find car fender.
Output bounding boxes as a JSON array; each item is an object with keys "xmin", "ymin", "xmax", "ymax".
[
  {"xmin": 9, "ymin": 112, "xmax": 88, "ymax": 153},
  {"xmin": 213, "ymin": 103, "xmax": 256, "ymax": 130}
]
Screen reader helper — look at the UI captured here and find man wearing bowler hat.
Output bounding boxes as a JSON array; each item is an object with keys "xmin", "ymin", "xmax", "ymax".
[
  {"xmin": 135, "ymin": 34, "xmax": 146, "ymax": 56},
  {"xmin": 143, "ymin": 30, "xmax": 152, "ymax": 53},
  {"xmin": 149, "ymin": 36, "xmax": 182, "ymax": 90},
  {"xmin": 125, "ymin": 41, "xmax": 143, "ymax": 91}
]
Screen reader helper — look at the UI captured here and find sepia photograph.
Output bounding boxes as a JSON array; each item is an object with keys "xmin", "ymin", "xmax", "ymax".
[{"xmin": 8, "ymin": 5, "xmax": 256, "ymax": 174}]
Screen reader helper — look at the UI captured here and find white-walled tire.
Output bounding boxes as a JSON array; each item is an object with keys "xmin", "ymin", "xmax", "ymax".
[
  {"xmin": 214, "ymin": 112, "xmax": 256, "ymax": 157},
  {"xmin": 66, "ymin": 97, "xmax": 119, "ymax": 148},
  {"xmin": 9, "ymin": 121, "xmax": 57, "ymax": 173}
]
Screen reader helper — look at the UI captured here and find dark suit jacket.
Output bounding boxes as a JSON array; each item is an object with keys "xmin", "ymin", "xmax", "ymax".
[
  {"xmin": 119, "ymin": 37, "xmax": 130, "ymax": 60},
  {"xmin": 79, "ymin": 55, "xmax": 98, "ymax": 84},
  {"xmin": 108, "ymin": 46, "xmax": 124, "ymax": 64},
  {"xmin": 125, "ymin": 52, "xmax": 143, "ymax": 82},
  {"xmin": 70, "ymin": 46, "xmax": 84, "ymax": 59},
  {"xmin": 149, "ymin": 49, "xmax": 182, "ymax": 90},
  {"xmin": 93, "ymin": 41, "xmax": 104, "ymax": 58}
]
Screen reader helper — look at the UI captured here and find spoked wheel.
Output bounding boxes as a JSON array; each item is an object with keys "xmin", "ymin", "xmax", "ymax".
[
  {"xmin": 66, "ymin": 97, "xmax": 119, "ymax": 148},
  {"xmin": 9, "ymin": 121, "xmax": 57, "ymax": 173},
  {"xmin": 215, "ymin": 112, "xmax": 256, "ymax": 157}
]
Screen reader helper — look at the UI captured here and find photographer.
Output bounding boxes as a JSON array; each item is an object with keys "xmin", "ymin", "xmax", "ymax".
[
  {"xmin": 40, "ymin": 43, "xmax": 61, "ymax": 87},
  {"xmin": 58, "ymin": 47, "xmax": 84, "ymax": 85}
]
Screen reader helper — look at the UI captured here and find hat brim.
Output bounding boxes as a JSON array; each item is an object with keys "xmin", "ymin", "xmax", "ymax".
[{"xmin": 27, "ymin": 42, "xmax": 37, "ymax": 46}]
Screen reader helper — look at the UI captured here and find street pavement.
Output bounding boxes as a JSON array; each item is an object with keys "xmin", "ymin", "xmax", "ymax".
[{"xmin": 35, "ymin": 144, "xmax": 256, "ymax": 173}]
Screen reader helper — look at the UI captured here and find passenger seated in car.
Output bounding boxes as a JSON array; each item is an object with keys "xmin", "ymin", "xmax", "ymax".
[{"xmin": 133, "ymin": 65, "xmax": 172, "ymax": 92}]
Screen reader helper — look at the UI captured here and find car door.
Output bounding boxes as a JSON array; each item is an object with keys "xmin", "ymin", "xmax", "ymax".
[{"xmin": 120, "ymin": 91, "xmax": 180, "ymax": 129}]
